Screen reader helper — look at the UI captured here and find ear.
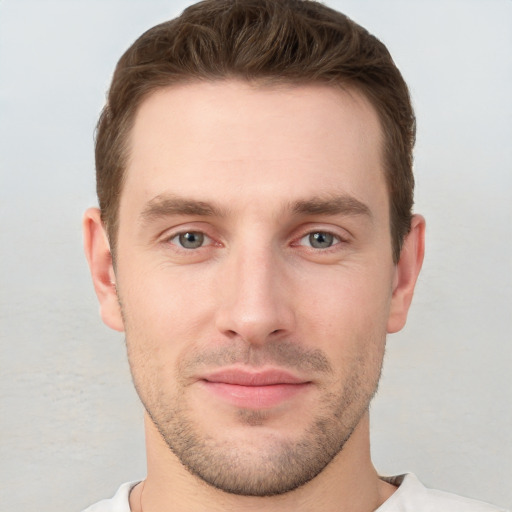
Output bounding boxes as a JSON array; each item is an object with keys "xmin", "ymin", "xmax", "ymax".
[
  {"xmin": 387, "ymin": 214, "xmax": 425, "ymax": 334},
  {"xmin": 83, "ymin": 208, "xmax": 124, "ymax": 332}
]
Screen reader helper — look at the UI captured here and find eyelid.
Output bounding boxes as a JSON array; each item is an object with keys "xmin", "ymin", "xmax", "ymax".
[
  {"xmin": 292, "ymin": 224, "xmax": 351, "ymax": 244},
  {"xmin": 159, "ymin": 223, "xmax": 221, "ymax": 248},
  {"xmin": 297, "ymin": 231, "xmax": 342, "ymax": 249},
  {"xmin": 169, "ymin": 231, "xmax": 212, "ymax": 248}
]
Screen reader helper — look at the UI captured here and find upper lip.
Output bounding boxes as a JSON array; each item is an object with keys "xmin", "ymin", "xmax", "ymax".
[{"xmin": 201, "ymin": 368, "xmax": 309, "ymax": 386}]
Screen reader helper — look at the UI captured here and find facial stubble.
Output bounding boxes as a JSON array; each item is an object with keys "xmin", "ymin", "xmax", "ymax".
[{"xmin": 125, "ymin": 330, "xmax": 384, "ymax": 497}]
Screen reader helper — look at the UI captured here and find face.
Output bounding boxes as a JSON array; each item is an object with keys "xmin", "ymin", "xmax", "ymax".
[{"xmin": 87, "ymin": 80, "xmax": 421, "ymax": 496}]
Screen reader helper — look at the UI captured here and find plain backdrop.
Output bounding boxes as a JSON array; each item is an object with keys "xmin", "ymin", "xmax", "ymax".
[{"xmin": 0, "ymin": 1, "xmax": 511, "ymax": 511}]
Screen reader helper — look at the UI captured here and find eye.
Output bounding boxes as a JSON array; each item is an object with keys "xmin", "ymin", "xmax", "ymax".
[
  {"xmin": 299, "ymin": 231, "xmax": 340, "ymax": 249},
  {"xmin": 170, "ymin": 231, "xmax": 209, "ymax": 249}
]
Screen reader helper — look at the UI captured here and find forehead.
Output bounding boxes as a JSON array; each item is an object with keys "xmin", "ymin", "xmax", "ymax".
[{"xmin": 121, "ymin": 80, "xmax": 386, "ymax": 219}]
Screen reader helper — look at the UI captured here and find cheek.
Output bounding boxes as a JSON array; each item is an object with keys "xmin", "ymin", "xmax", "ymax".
[
  {"xmin": 295, "ymin": 263, "xmax": 393, "ymax": 376},
  {"xmin": 117, "ymin": 264, "xmax": 218, "ymax": 389},
  {"xmin": 120, "ymin": 282, "xmax": 191, "ymax": 410},
  {"xmin": 299, "ymin": 263, "xmax": 393, "ymax": 330},
  {"xmin": 118, "ymin": 259, "xmax": 215, "ymax": 331}
]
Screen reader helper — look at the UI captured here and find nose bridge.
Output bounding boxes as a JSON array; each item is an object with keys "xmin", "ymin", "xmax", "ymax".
[{"xmin": 215, "ymin": 237, "xmax": 294, "ymax": 344}]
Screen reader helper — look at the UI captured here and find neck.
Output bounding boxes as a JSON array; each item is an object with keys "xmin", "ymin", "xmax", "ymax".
[{"xmin": 130, "ymin": 412, "xmax": 396, "ymax": 512}]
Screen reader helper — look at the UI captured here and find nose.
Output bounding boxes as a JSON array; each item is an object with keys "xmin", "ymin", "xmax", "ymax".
[{"xmin": 214, "ymin": 244, "xmax": 296, "ymax": 345}]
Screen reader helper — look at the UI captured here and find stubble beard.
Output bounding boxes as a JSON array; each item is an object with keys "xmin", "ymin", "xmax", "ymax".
[{"xmin": 128, "ymin": 338, "xmax": 384, "ymax": 497}]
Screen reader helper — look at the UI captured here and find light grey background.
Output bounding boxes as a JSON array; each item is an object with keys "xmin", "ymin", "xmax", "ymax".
[{"xmin": 0, "ymin": 1, "xmax": 510, "ymax": 510}]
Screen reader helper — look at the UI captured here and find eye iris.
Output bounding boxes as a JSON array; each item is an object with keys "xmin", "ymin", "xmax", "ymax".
[
  {"xmin": 309, "ymin": 232, "xmax": 334, "ymax": 249},
  {"xmin": 179, "ymin": 232, "xmax": 204, "ymax": 249}
]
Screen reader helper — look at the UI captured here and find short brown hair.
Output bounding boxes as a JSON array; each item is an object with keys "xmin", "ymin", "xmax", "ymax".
[{"xmin": 95, "ymin": 0, "xmax": 415, "ymax": 263}]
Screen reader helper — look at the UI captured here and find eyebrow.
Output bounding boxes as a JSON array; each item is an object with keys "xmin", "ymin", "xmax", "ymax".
[
  {"xmin": 139, "ymin": 192, "xmax": 372, "ymax": 225},
  {"xmin": 291, "ymin": 195, "xmax": 372, "ymax": 219},
  {"xmin": 140, "ymin": 194, "xmax": 228, "ymax": 223}
]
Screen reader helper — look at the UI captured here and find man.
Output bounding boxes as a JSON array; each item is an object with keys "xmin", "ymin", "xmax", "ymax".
[{"xmin": 82, "ymin": 0, "xmax": 507, "ymax": 510}]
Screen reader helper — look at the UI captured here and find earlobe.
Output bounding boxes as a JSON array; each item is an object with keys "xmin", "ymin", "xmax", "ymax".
[
  {"xmin": 83, "ymin": 208, "xmax": 125, "ymax": 332},
  {"xmin": 387, "ymin": 214, "xmax": 425, "ymax": 334}
]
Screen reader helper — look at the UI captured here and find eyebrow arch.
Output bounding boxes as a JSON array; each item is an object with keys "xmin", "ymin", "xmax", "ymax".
[
  {"xmin": 140, "ymin": 193, "xmax": 371, "ymax": 225},
  {"xmin": 140, "ymin": 194, "xmax": 227, "ymax": 223},
  {"xmin": 291, "ymin": 195, "xmax": 372, "ymax": 219}
]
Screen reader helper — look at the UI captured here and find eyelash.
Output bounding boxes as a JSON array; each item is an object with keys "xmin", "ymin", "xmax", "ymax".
[
  {"xmin": 293, "ymin": 230, "xmax": 348, "ymax": 252},
  {"xmin": 166, "ymin": 230, "xmax": 216, "ymax": 250},
  {"xmin": 163, "ymin": 228, "xmax": 348, "ymax": 253}
]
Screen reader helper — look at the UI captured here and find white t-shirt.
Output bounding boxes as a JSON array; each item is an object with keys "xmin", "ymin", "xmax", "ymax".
[{"xmin": 82, "ymin": 474, "xmax": 509, "ymax": 512}]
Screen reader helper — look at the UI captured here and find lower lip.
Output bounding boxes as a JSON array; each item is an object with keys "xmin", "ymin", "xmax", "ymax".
[{"xmin": 201, "ymin": 381, "xmax": 310, "ymax": 409}]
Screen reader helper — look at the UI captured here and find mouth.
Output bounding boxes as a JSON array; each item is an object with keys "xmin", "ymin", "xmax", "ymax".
[{"xmin": 199, "ymin": 368, "xmax": 312, "ymax": 409}]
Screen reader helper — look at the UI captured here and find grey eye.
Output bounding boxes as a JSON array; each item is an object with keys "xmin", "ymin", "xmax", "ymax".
[
  {"xmin": 177, "ymin": 232, "xmax": 205, "ymax": 249},
  {"xmin": 308, "ymin": 232, "xmax": 335, "ymax": 249}
]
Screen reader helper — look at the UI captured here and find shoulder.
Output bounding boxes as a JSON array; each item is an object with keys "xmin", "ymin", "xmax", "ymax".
[
  {"xmin": 378, "ymin": 474, "xmax": 509, "ymax": 512},
  {"xmin": 81, "ymin": 482, "xmax": 139, "ymax": 512}
]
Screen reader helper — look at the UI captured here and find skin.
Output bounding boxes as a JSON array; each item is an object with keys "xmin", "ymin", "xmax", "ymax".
[{"xmin": 84, "ymin": 80, "xmax": 425, "ymax": 511}]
